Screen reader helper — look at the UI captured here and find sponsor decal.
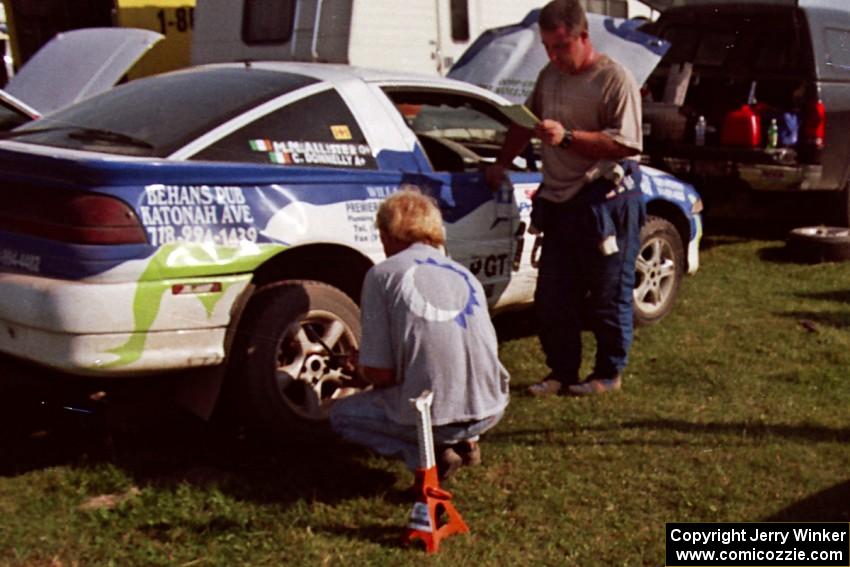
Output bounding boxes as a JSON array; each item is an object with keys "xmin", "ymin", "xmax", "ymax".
[
  {"xmin": 345, "ymin": 186, "xmax": 399, "ymax": 244},
  {"xmin": 249, "ymin": 138, "xmax": 373, "ymax": 168},
  {"xmin": 468, "ymin": 254, "xmax": 510, "ymax": 278},
  {"xmin": 140, "ymin": 184, "xmax": 258, "ymax": 247},
  {"xmin": 330, "ymin": 125, "xmax": 353, "ymax": 141}
]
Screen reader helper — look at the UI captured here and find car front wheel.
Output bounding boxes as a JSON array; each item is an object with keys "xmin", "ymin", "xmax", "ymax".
[
  {"xmin": 633, "ymin": 216, "xmax": 684, "ymax": 327},
  {"xmin": 231, "ymin": 280, "xmax": 363, "ymax": 433}
]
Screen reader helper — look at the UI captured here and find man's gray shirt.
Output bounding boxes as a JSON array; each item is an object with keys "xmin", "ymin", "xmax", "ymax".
[{"xmin": 358, "ymin": 243, "xmax": 510, "ymax": 426}]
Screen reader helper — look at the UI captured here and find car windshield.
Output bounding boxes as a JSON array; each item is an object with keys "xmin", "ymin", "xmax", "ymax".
[
  {"xmin": 8, "ymin": 67, "xmax": 318, "ymax": 157},
  {"xmin": 411, "ymin": 105, "xmax": 506, "ymax": 145}
]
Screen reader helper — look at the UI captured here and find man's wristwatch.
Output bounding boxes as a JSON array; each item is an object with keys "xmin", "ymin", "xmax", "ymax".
[{"xmin": 559, "ymin": 129, "xmax": 574, "ymax": 149}]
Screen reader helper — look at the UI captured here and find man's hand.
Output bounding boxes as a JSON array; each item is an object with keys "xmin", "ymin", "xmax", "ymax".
[
  {"xmin": 484, "ymin": 163, "xmax": 508, "ymax": 191},
  {"xmin": 339, "ymin": 350, "xmax": 359, "ymax": 375},
  {"xmin": 535, "ymin": 119, "xmax": 567, "ymax": 146}
]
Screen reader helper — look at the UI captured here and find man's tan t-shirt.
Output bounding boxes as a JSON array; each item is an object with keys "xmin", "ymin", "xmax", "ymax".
[{"xmin": 527, "ymin": 54, "xmax": 642, "ymax": 203}]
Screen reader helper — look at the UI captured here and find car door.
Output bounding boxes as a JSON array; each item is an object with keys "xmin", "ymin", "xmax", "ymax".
[{"xmin": 389, "ymin": 95, "xmax": 522, "ymax": 306}]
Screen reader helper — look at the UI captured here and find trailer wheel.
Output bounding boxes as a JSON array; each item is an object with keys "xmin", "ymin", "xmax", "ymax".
[
  {"xmin": 231, "ymin": 280, "xmax": 362, "ymax": 434},
  {"xmin": 786, "ymin": 226, "xmax": 850, "ymax": 263},
  {"xmin": 633, "ymin": 216, "xmax": 684, "ymax": 327}
]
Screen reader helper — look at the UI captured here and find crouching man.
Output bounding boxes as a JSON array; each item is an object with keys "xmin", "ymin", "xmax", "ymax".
[{"xmin": 330, "ymin": 189, "xmax": 509, "ymax": 480}]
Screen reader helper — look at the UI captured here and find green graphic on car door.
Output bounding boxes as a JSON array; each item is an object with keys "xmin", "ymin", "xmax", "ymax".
[{"xmin": 100, "ymin": 241, "xmax": 285, "ymax": 368}]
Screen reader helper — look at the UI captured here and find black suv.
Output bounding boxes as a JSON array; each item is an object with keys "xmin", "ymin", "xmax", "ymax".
[{"xmin": 638, "ymin": 0, "xmax": 850, "ymax": 227}]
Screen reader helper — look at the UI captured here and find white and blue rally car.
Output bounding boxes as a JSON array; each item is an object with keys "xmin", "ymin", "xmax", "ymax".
[{"xmin": 0, "ymin": 63, "xmax": 702, "ymax": 430}]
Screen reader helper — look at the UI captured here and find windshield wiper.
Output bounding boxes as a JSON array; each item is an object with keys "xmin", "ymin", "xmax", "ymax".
[
  {"xmin": 0, "ymin": 125, "xmax": 80, "ymax": 139},
  {"xmin": 0, "ymin": 126, "xmax": 154, "ymax": 150},
  {"xmin": 67, "ymin": 128, "xmax": 154, "ymax": 149}
]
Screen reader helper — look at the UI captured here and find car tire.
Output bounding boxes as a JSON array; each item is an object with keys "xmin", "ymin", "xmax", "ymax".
[
  {"xmin": 786, "ymin": 226, "xmax": 850, "ymax": 263},
  {"xmin": 231, "ymin": 280, "xmax": 362, "ymax": 434},
  {"xmin": 633, "ymin": 216, "xmax": 685, "ymax": 327}
]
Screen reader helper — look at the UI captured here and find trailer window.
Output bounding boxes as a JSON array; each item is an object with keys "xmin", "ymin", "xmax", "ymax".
[
  {"xmin": 243, "ymin": 0, "xmax": 297, "ymax": 44},
  {"xmin": 451, "ymin": 0, "xmax": 470, "ymax": 42}
]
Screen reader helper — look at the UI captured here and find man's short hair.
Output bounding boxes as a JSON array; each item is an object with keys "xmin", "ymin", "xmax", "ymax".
[
  {"xmin": 539, "ymin": 0, "xmax": 587, "ymax": 34},
  {"xmin": 376, "ymin": 188, "xmax": 446, "ymax": 247}
]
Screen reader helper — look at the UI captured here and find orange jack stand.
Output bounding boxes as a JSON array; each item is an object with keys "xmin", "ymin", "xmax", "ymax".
[
  {"xmin": 403, "ymin": 465, "xmax": 469, "ymax": 553},
  {"xmin": 403, "ymin": 390, "xmax": 469, "ymax": 553}
]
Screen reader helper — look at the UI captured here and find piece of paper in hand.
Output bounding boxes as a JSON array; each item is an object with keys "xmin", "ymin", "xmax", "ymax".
[{"xmin": 502, "ymin": 104, "xmax": 540, "ymax": 129}]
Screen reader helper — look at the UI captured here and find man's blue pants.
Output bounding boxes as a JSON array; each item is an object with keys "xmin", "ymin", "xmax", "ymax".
[{"xmin": 533, "ymin": 180, "xmax": 645, "ymax": 383}]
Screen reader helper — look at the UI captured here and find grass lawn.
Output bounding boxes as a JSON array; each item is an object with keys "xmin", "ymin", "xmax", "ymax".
[{"xmin": 1, "ymin": 235, "xmax": 849, "ymax": 566}]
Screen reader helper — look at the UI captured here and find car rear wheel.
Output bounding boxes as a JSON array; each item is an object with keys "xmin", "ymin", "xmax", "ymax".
[
  {"xmin": 231, "ymin": 280, "xmax": 362, "ymax": 434},
  {"xmin": 633, "ymin": 216, "xmax": 684, "ymax": 327}
]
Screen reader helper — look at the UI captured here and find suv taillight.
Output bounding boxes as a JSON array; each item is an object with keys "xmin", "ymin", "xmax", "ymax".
[
  {"xmin": 802, "ymin": 98, "xmax": 826, "ymax": 149},
  {"xmin": 0, "ymin": 190, "xmax": 147, "ymax": 245}
]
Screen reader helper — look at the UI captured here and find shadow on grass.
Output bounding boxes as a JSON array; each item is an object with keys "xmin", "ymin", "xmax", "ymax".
[
  {"xmin": 493, "ymin": 308, "xmax": 537, "ymax": 342},
  {"xmin": 699, "ymin": 234, "xmax": 752, "ymax": 252},
  {"xmin": 775, "ymin": 310, "xmax": 850, "ymax": 330},
  {"xmin": 0, "ymin": 380, "xmax": 400, "ymax": 508},
  {"xmin": 315, "ymin": 524, "xmax": 409, "ymax": 549},
  {"xmin": 764, "ymin": 479, "xmax": 850, "ymax": 521},
  {"xmin": 486, "ymin": 418, "xmax": 850, "ymax": 447},
  {"xmin": 794, "ymin": 289, "xmax": 850, "ymax": 305},
  {"xmin": 757, "ymin": 243, "xmax": 798, "ymax": 264},
  {"xmin": 617, "ymin": 418, "xmax": 850, "ymax": 443}
]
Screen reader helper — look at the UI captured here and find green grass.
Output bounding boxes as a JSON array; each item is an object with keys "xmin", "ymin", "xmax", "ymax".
[{"xmin": 1, "ymin": 236, "xmax": 849, "ymax": 566}]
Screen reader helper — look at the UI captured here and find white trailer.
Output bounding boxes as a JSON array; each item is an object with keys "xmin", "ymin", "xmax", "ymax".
[{"xmin": 191, "ymin": 0, "xmax": 645, "ymax": 76}]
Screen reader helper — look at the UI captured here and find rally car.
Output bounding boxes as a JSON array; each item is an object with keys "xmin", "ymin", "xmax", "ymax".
[{"xmin": 0, "ymin": 62, "xmax": 702, "ymax": 431}]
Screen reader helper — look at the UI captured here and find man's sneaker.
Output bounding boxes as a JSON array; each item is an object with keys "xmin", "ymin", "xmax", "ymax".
[
  {"xmin": 567, "ymin": 375, "xmax": 622, "ymax": 397},
  {"xmin": 437, "ymin": 446, "xmax": 464, "ymax": 481},
  {"xmin": 527, "ymin": 377, "xmax": 563, "ymax": 397},
  {"xmin": 455, "ymin": 440, "xmax": 481, "ymax": 466}
]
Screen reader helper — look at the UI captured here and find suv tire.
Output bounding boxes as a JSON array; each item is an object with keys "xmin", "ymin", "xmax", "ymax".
[{"xmin": 634, "ymin": 216, "xmax": 685, "ymax": 327}]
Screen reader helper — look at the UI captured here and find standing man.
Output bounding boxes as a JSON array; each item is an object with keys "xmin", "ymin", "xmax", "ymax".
[
  {"xmin": 485, "ymin": 0, "xmax": 645, "ymax": 397},
  {"xmin": 330, "ymin": 189, "xmax": 509, "ymax": 480}
]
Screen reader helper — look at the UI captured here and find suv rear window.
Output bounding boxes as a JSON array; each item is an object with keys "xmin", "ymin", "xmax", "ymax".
[
  {"xmin": 646, "ymin": 6, "xmax": 812, "ymax": 77},
  {"xmin": 9, "ymin": 67, "xmax": 318, "ymax": 157}
]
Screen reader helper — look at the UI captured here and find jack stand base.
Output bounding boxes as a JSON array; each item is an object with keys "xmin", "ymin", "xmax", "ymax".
[{"xmin": 403, "ymin": 466, "xmax": 469, "ymax": 553}]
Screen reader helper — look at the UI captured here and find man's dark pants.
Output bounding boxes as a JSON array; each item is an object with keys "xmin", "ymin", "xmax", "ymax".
[{"xmin": 533, "ymin": 177, "xmax": 646, "ymax": 384}]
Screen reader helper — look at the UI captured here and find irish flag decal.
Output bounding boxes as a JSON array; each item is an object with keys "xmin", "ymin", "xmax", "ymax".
[
  {"xmin": 250, "ymin": 139, "xmax": 293, "ymax": 164},
  {"xmin": 249, "ymin": 139, "xmax": 273, "ymax": 152}
]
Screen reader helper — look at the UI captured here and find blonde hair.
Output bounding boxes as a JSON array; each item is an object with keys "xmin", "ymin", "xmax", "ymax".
[{"xmin": 376, "ymin": 188, "xmax": 445, "ymax": 247}]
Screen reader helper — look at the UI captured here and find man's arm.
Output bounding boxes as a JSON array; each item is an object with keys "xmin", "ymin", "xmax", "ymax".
[
  {"xmin": 536, "ymin": 119, "xmax": 639, "ymax": 160},
  {"xmin": 485, "ymin": 122, "xmax": 535, "ymax": 190}
]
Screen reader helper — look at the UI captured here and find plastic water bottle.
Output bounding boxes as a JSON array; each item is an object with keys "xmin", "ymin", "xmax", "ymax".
[
  {"xmin": 695, "ymin": 115, "xmax": 706, "ymax": 146},
  {"xmin": 766, "ymin": 118, "xmax": 779, "ymax": 149}
]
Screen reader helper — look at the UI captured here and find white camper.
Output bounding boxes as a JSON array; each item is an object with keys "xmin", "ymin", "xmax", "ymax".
[{"xmin": 191, "ymin": 0, "xmax": 641, "ymax": 75}]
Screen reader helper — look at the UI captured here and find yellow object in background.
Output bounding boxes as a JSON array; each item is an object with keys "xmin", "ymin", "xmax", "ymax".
[{"xmin": 115, "ymin": 0, "xmax": 196, "ymax": 79}]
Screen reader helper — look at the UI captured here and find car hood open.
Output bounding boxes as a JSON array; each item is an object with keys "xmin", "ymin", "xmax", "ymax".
[
  {"xmin": 3, "ymin": 27, "xmax": 163, "ymax": 117},
  {"xmin": 447, "ymin": 11, "xmax": 669, "ymax": 104}
]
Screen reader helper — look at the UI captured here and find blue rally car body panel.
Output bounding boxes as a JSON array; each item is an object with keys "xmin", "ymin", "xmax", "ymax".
[{"xmin": 0, "ymin": 62, "xmax": 702, "ymax": 376}]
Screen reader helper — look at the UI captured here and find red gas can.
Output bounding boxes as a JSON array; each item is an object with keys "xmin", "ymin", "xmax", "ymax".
[{"xmin": 721, "ymin": 105, "xmax": 762, "ymax": 147}]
